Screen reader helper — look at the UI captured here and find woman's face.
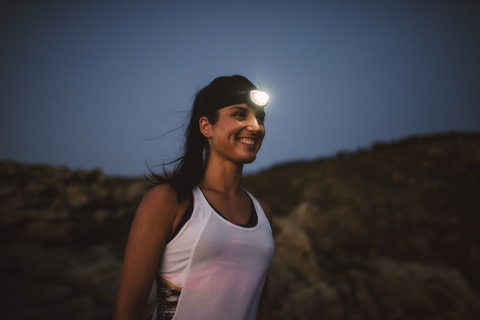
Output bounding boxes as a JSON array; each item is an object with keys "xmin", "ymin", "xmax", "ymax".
[{"xmin": 206, "ymin": 104, "xmax": 266, "ymax": 165}]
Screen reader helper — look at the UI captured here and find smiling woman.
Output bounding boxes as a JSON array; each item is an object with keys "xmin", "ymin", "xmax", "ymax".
[
  {"xmin": 112, "ymin": 75, "xmax": 275, "ymax": 320},
  {"xmin": 204, "ymin": 104, "xmax": 266, "ymax": 165}
]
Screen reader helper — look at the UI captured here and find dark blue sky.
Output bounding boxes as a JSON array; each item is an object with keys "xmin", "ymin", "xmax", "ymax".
[{"xmin": 2, "ymin": 0, "xmax": 479, "ymax": 176}]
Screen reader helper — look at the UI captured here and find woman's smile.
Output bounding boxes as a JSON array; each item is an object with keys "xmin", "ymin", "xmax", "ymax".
[{"xmin": 238, "ymin": 138, "xmax": 257, "ymax": 146}]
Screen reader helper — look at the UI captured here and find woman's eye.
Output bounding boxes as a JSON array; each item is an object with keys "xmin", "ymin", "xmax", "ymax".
[
  {"xmin": 256, "ymin": 116, "xmax": 265, "ymax": 124},
  {"xmin": 234, "ymin": 112, "xmax": 246, "ymax": 118}
]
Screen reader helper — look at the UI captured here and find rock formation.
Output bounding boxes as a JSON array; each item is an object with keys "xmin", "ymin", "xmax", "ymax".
[{"xmin": 1, "ymin": 132, "xmax": 479, "ymax": 319}]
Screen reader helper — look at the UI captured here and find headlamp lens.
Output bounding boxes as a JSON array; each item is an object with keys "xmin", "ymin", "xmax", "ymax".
[{"xmin": 250, "ymin": 90, "xmax": 269, "ymax": 107}]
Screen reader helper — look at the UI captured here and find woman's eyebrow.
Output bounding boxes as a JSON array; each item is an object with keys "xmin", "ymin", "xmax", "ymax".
[
  {"xmin": 229, "ymin": 105, "xmax": 265, "ymax": 117},
  {"xmin": 229, "ymin": 106, "xmax": 249, "ymax": 111}
]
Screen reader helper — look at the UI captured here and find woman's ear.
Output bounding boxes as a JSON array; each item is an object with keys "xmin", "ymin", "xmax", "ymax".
[{"xmin": 199, "ymin": 116, "xmax": 213, "ymax": 138}]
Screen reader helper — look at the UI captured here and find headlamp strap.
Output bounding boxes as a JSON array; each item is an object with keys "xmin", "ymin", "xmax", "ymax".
[{"xmin": 198, "ymin": 90, "xmax": 269, "ymax": 118}]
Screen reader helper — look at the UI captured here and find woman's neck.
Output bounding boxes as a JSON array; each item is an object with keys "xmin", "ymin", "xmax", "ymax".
[{"xmin": 200, "ymin": 157, "xmax": 244, "ymax": 196}]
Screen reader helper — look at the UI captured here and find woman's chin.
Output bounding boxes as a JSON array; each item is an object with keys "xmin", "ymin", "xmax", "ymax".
[{"xmin": 242, "ymin": 155, "xmax": 257, "ymax": 164}]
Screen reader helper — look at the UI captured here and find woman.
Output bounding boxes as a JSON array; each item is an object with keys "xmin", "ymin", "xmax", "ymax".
[{"xmin": 112, "ymin": 75, "xmax": 275, "ymax": 320}]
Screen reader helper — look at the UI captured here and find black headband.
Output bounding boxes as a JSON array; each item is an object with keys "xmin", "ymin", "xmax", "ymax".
[{"xmin": 198, "ymin": 89, "xmax": 269, "ymax": 119}]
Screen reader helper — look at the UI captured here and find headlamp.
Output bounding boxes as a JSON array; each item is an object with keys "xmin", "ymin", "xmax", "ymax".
[
  {"xmin": 248, "ymin": 90, "xmax": 269, "ymax": 107},
  {"xmin": 198, "ymin": 89, "xmax": 269, "ymax": 118}
]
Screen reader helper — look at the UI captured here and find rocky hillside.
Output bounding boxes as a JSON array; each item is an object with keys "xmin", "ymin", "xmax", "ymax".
[
  {"xmin": 0, "ymin": 164, "xmax": 151, "ymax": 319},
  {"xmin": 1, "ymin": 131, "xmax": 480, "ymax": 320}
]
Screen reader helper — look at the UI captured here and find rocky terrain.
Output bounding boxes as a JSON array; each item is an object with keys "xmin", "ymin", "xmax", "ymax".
[{"xmin": 1, "ymin": 131, "xmax": 480, "ymax": 320}]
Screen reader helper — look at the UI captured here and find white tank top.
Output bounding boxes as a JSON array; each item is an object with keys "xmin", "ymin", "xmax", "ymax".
[{"xmin": 155, "ymin": 186, "xmax": 275, "ymax": 319}]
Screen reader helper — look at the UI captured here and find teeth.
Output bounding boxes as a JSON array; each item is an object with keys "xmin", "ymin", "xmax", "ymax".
[{"xmin": 239, "ymin": 138, "xmax": 255, "ymax": 145}]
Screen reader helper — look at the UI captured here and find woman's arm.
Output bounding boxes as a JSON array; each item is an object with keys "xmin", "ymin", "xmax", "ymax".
[
  {"xmin": 256, "ymin": 199, "xmax": 274, "ymax": 320},
  {"xmin": 112, "ymin": 184, "xmax": 183, "ymax": 320},
  {"xmin": 257, "ymin": 275, "xmax": 273, "ymax": 320}
]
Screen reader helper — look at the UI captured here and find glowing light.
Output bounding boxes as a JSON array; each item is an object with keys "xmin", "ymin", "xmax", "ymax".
[{"xmin": 250, "ymin": 90, "xmax": 269, "ymax": 107}]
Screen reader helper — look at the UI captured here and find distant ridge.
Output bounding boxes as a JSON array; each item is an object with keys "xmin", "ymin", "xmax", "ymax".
[{"xmin": 255, "ymin": 131, "xmax": 480, "ymax": 172}]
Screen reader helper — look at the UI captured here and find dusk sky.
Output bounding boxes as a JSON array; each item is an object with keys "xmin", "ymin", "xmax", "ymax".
[{"xmin": 2, "ymin": 1, "xmax": 479, "ymax": 177}]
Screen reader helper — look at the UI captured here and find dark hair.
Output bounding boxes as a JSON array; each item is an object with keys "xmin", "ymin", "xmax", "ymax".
[{"xmin": 147, "ymin": 75, "xmax": 257, "ymax": 202}]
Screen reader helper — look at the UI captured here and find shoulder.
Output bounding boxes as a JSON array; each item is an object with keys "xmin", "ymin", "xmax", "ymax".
[
  {"xmin": 255, "ymin": 197, "xmax": 273, "ymax": 226},
  {"xmin": 141, "ymin": 183, "xmax": 181, "ymax": 209},
  {"xmin": 134, "ymin": 184, "xmax": 184, "ymax": 229}
]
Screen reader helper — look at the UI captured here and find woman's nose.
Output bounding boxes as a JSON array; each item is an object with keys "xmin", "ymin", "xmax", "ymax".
[{"xmin": 246, "ymin": 115, "xmax": 260, "ymax": 132}]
